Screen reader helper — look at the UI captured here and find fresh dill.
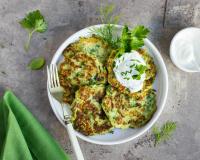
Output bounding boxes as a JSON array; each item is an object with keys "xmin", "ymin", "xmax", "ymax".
[
  {"xmin": 90, "ymin": 3, "xmax": 150, "ymax": 59},
  {"xmin": 99, "ymin": 3, "xmax": 120, "ymax": 24},
  {"xmin": 90, "ymin": 25, "xmax": 120, "ymax": 48},
  {"xmin": 90, "ymin": 3, "xmax": 121, "ymax": 48},
  {"xmin": 152, "ymin": 121, "xmax": 177, "ymax": 146}
]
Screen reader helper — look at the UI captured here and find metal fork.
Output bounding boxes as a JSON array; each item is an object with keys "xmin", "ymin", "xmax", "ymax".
[{"xmin": 47, "ymin": 64, "xmax": 84, "ymax": 160}]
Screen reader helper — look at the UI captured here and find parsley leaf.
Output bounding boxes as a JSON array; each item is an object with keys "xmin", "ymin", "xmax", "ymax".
[
  {"xmin": 118, "ymin": 25, "xmax": 149, "ymax": 56},
  {"xmin": 131, "ymin": 26, "xmax": 149, "ymax": 50},
  {"xmin": 28, "ymin": 57, "xmax": 45, "ymax": 70},
  {"xmin": 152, "ymin": 121, "xmax": 177, "ymax": 146},
  {"xmin": 131, "ymin": 26, "xmax": 150, "ymax": 39},
  {"xmin": 130, "ymin": 36, "xmax": 145, "ymax": 50},
  {"xmin": 131, "ymin": 64, "xmax": 147, "ymax": 80},
  {"xmin": 19, "ymin": 10, "xmax": 48, "ymax": 51},
  {"xmin": 135, "ymin": 64, "xmax": 147, "ymax": 74},
  {"xmin": 119, "ymin": 25, "xmax": 131, "ymax": 53}
]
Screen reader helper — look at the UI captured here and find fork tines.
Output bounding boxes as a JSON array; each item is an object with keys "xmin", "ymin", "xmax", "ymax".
[{"xmin": 47, "ymin": 64, "xmax": 60, "ymax": 89}]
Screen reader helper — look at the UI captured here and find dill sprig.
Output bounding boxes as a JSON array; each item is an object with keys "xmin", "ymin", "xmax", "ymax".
[
  {"xmin": 90, "ymin": 3, "xmax": 121, "ymax": 48},
  {"xmin": 99, "ymin": 3, "xmax": 120, "ymax": 24},
  {"xmin": 90, "ymin": 3, "xmax": 149, "ymax": 54},
  {"xmin": 152, "ymin": 121, "xmax": 177, "ymax": 146},
  {"xmin": 90, "ymin": 25, "xmax": 120, "ymax": 48}
]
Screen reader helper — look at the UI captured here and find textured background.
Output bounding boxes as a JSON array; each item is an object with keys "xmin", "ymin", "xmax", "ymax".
[{"xmin": 0, "ymin": 0, "xmax": 200, "ymax": 160}]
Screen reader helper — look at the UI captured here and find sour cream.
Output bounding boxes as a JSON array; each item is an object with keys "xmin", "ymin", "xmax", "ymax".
[{"xmin": 113, "ymin": 51, "xmax": 146, "ymax": 93}]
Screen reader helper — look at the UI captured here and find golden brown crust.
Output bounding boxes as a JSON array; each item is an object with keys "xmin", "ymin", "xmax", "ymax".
[
  {"xmin": 71, "ymin": 85, "xmax": 113, "ymax": 136},
  {"xmin": 59, "ymin": 74, "xmax": 76, "ymax": 104},
  {"xmin": 102, "ymin": 86, "xmax": 157, "ymax": 128},
  {"xmin": 60, "ymin": 52, "xmax": 107, "ymax": 86},
  {"xmin": 65, "ymin": 36, "xmax": 111, "ymax": 64}
]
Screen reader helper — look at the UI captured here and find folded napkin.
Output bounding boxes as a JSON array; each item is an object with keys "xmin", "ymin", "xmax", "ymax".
[{"xmin": 0, "ymin": 91, "xmax": 70, "ymax": 160}]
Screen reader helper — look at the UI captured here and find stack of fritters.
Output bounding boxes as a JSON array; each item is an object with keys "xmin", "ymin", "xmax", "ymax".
[{"xmin": 59, "ymin": 35, "xmax": 157, "ymax": 136}]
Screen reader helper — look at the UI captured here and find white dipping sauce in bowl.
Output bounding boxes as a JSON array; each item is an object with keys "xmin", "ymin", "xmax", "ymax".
[{"xmin": 170, "ymin": 27, "xmax": 200, "ymax": 72}]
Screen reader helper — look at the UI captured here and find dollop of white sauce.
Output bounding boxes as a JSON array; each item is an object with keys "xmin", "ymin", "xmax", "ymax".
[{"xmin": 113, "ymin": 51, "xmax": 146, "ymax": 93}]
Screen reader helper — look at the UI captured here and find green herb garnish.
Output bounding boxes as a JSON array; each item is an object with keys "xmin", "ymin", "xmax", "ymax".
[
  {"xmin": 119, "ymin": 25, "xmax": 131, "ymax": 54},
  {"xmin": 131, "ymin": 64, "xmax": 147, "ymax": 80},
  {"xmin": 90, "ymin": 24, "xmax": 120, "ymax": 49},
  {"xmin": 131, "ymin": 26, "xmax": 150, "ymax": 50},
  {"xmin": 90, "ymin": 3, "xmax": 149, "ymax": 58},
  {"xmin": 99, "ymin": 3, "xmax": 120, "ymax": 24},
  {"xmin": 130, "ymin": 99, "xmax": 136, "ymax": 107},
  {"xmin": 118, "ymin": 25, "xmax": 149, "ymax": 56},
  {"xmin": 90, "ymin": 3, "xmax": 120, "ymax": 48},
  {"xmin": 131, "ymin": 59, "xmax": 141, "ymax": 63},
  {"xmin": 132, "ymin": 74, "xmax": 141, "ymax": 80},
  {"xmin": 152, "ymin": 121, "xmax": 177, "ymax": 146},
  {"xmin": 135, "ymin": 64, "xmax": 147, "ymax": 74},
  {"xmin": 28, "ymin": 57, "xmax": 45, "ymax": 70},
  {"xmin": 19, "ymin": 10, "xmax": 48, "ymax": 51},
  {"xmin": 124, "ymin": 77, "xmax": 130, "ymax": 80},
  {"xmin": 120, "ymin": 63, "xmax": 146, "ymax": 81}
]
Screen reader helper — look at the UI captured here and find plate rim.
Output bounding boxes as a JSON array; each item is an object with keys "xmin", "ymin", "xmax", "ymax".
[{"xmin": 47, "ymin": 24, "xmax": 168, "ymax": 145}]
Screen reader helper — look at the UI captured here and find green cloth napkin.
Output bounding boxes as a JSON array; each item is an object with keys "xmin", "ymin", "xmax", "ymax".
[{"xmin": 0, "ymin": 91, "xmax": 70, "ymax": 160}]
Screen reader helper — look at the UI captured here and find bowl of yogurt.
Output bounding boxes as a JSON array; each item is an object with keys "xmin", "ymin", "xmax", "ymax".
[{"xmin": 170, "ymin": 27, "xmax": 200, "ymax": 72}]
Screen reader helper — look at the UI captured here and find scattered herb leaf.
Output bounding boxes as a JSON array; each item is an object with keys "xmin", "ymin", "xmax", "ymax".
[
  {"xmin": 19, "ymin": 10, "xmax": 48, "ymax": 52},
  {"xmin": 28, "ymin": 57, "xmax": 45, "ymax": 70},
  {"xmin": 135, "ymin": 64, "xmax": 147, "ymax": 74},
  {"xmin": 0, "ymin": 44, "xmax": 5, "ymax": 48},
  {"xmin": 1, "ymin": 71, "xmax": 6, "ymax": 75},
  {"xmin": 132, "ymin": 74, "xmax": 141, "ymax": 80},
  {"xmin": 152, "ymin": 121, "xmax": 177, "ymax": 146}
]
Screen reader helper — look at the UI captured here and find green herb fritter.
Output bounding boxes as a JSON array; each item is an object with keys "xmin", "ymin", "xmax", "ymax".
[
  {"xmin": 64, "ymin": 36, "xmax": 111, "ymax": 64},
  {"xmin": 71, "ymin": 85, "xmax": 113, "ymax": 136},
  {"xmin": 59, "ymin": 74, "xmax": 77, "ymax": 104},
  {"xmin": 102, "ymin": 86, "xmax": 157, "ymax": 129},
  {"xmin": 60, "ymin": 52, "xmax": 107, "ymax": 86}
]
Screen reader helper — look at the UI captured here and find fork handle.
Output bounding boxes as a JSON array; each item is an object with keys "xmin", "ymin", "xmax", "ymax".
[{"xmin": 66, "ymin": 123, "xmax": 85, "ymax": 160}]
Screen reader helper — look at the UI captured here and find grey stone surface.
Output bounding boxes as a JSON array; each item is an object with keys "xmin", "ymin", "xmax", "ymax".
[{"xmin": 0, "ymin": 0, "xmax": 200, "ymax": 159}]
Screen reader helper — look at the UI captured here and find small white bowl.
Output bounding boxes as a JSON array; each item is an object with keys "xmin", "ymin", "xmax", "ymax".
[
  {"xmin": 47, "ymin": 24, "xmax": 168, "ymax": 145},
  {"xmin": 170, "ymin": 27, "xmax": 200, "ymax": 72}
]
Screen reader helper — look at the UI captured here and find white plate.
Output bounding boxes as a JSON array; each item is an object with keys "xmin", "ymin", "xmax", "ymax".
[{"xmin": 47, "ymin": 24, "xmax": 168, "ymax": 145}]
